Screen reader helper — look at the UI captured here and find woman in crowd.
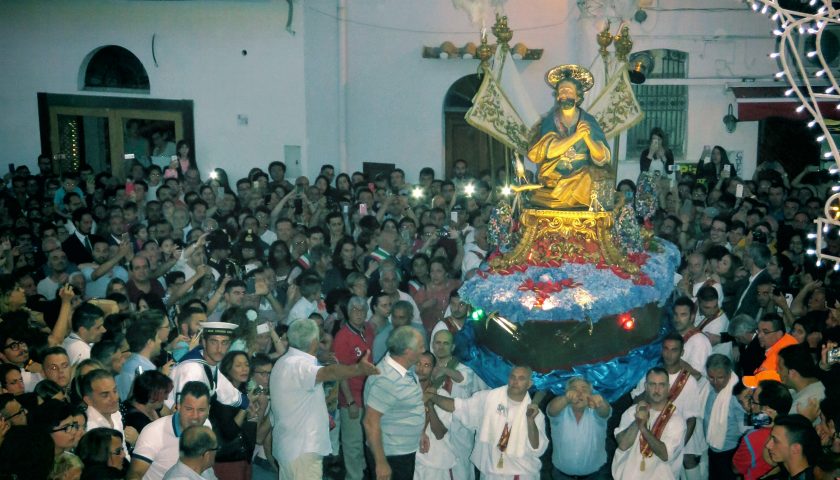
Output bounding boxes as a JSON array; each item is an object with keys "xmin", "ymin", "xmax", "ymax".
[
  {"xmin": 211, "ymin": 351, "xmax": 264, "ymax": 480},
  {"xmin": 639, "ymin": 127, "xmax": 675, "ymax": 175},
  {"xmin": 696, "ymin": 144, "xmax": 735, "ymax": 187},
  {"xmin": 408, "ymin": 253, "xmax": 431, "ymax": 295},
  {"xmin": 34, "ymin": 379, "xmax": 67, "ymax": 404},
  {"xmin": 791, "ymin": 312, "xmax": 827, "ymax": 357},
  {"xmin": 174, "ymin": 139, "xmax": 198, "ymax": 176},
  {"xmin": 767, "ymin": 252, "xmax": 795, "ymax": 293},
  {"xmin": 75, "ymin": 427, "xmax": 127, "ymax": 479},
  {"xmin": 783, "ymin": 230, "xmax": 808, "ymax": 273},
  {"xmin": 324, "ymin": 236, "xmax": 360, "ymax": 294},
  {"xmin": 122, "ymin": 370, "xmax": 173, "ymax": 450},
  {"xmin": 223, "ymin": 306, "xmax": 257, "ymax": 353},
  {"xmin": 412, "ymin": 256, "xmax": 461, "ymax": 333},
  {"xmin": 335, "ymin": 173, "xmax": 353, "ymax": 196}
]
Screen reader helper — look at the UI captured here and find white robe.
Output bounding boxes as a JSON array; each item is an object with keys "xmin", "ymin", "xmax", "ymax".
[
  {"xmin": 453, "ymin": 387, "xmax": 548, "ymax": 480},
  {"xmin": 612, "ymin": 406, "xmax": 686, "ymax": 480},
  {"xmin": 414, "ymin": 385, "xmax": 456, "ymax": 480},
  {"xmin": 631, "ymin": 371, "xmax": 708, "ymax": 455}
]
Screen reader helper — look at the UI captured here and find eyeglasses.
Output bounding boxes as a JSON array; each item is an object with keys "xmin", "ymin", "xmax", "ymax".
[
  {"xmin": 253, "ymin": 370, "xmax": 271, "ymax": 376},
  {"xmin": 3, "ymin": 408, "xmax": 27, "ymax": 421},
  {"xmin": 2, "ymin": 340, "xmax": 25, "ymax": 351},
  {"xmin": 52, "ymin": 422, "xmax": 81, "ymax": 433},
  {"xmin": 757, "ymin": 329, "xmax": 780, "ymax": 336}
]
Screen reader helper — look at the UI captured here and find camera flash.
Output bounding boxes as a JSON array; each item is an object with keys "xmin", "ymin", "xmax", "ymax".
[
  {"xmin": 464, "ymin": 183, "xmax": 476, "ymax": 196},
  {"xmin": 412, "ymin": 187, "xmax": 423, "ymax": 199}
]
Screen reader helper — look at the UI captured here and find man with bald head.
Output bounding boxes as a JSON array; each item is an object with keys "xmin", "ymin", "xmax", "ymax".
[
  {"xmin": 430, "ymin": 365, "xmax": 548, "ymax": 479},
  {"xmin": 162, "ymin": 426, "xmax": 217, "ymax": 479}
]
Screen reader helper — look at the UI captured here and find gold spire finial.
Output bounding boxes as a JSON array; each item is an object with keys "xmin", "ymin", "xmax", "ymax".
[
  {"xmin": 492, "ymin": 13, "xmax": 513, "ymax": 50},
  {"xmin": 613, "ymin": 25, "xmax": 633, "ymax": 62},
  {"xmin": 596, "ymin": 20, "xmax": 613, "ymax": 60},
  {"xmin": 477, "ymin": 33, "xmax": 493, "ymax": 70}
]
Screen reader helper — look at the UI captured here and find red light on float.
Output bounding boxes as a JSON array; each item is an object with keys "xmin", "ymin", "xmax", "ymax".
[{"xmin": 618, "ymin": 312, "xmax": 635, "ymax": 331}]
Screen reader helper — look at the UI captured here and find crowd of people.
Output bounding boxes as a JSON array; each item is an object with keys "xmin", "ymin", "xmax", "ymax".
[{"xmin": 0, "ymin": 131, "xmax": 838, "ymax": 480}]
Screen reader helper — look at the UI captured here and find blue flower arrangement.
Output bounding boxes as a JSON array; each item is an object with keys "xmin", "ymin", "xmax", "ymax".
[{"xmin": 460, "ymin": 239, "xmax": 680, "ymax": 325}]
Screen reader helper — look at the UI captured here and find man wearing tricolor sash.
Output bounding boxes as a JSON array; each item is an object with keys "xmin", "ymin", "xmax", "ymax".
[
  {"xmin": 613, "ymin": 367, "xmax": 687, "ymax": 479},
  {"xmin": 429, "ymin": 365, "xmax": 548, "ymax": 480},
  {"xmin": 630, "ymin": 334, "xmax": 707, "ymax": 480}
]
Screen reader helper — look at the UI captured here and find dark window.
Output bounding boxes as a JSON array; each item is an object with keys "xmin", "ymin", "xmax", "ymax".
[{"xmin": 84, "ymin": 46, "xmax": 150, "ymax": 92}]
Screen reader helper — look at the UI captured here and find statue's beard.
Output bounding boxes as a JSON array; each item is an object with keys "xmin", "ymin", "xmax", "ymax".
[{"xmin": 558, "ymin": 98, "xmax": 576, "ymax": 110}]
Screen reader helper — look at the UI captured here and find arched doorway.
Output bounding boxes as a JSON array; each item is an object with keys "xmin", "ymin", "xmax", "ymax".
[{"xmin": 443, "ymin": 74, "xmax": 508, "ymax": 183}]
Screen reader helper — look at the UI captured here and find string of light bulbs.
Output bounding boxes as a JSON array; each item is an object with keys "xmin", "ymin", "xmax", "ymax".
[{"xmin": 748, "ymin": 0, "xmax": 840, "ymax": 269}]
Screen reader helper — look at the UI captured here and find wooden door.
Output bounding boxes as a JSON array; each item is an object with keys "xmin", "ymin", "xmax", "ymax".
[{"xmin": 444, "ymin": 111, "xmax": 508, "ymax": 183}]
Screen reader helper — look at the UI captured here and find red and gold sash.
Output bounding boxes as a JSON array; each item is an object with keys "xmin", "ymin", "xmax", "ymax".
[
  {"xmin": 639, "ymin": 402, "xmax": 676, "ymax": 471},
  {"xmin": 443, "ymin": 317, "xmax": 462, "ymax": 335},
  {"xmin": 496, "ymin": 421, "xmax": 512, "ymax": 468},
  {"xmin": 667, "ymin": 369, "xmax": 690, "ymax": 402},
  {"xmin": 683, "ymin": 310, "xmax": 721, "ymax": 343},
  {"xmin": 682, "ymin": 328, "xmax": 701, "ymax": 342},
  {"xmin": 695, "ymin": 310, "xmax": 722, "ymax": 333}
]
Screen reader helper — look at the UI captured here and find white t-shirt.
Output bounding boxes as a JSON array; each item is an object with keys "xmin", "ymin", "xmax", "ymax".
[
  {"xmin": 269, "ymin": 347, "xmax": 330, "ymax": 464},
  {"xmin": 63, "ymin": 333, "xmax": 91, "ymax": 366},
  {"xmin": 132, "ymin": 414, "xmax": 216, "ymax": 480}
]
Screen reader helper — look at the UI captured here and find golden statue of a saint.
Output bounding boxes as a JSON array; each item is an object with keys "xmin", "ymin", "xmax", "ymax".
[{"xmin": 522, "ymin": 65, "xmax": 611, "ymax": 209}]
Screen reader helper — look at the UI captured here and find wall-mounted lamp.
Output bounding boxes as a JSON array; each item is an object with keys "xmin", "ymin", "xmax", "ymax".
[
  {"xmin": 628, "ymin": 52, "xmax": 653, "ymax": 84},
  {"xmin": 723, "ymin": 104, "xmax": 739, "ymax": 133}
]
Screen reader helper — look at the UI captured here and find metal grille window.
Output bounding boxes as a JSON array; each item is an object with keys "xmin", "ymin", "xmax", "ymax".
[{"xmin": 625, "ymin": 49, "xmax": 688, "ymax": 161}]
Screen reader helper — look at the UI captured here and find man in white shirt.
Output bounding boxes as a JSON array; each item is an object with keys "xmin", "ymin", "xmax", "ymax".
[
  {"xmin": 461, "ymin": 225, "xmax": 489, "ymax": 280},
  {"xmin": 63, "ymin": 302, "xmax": 107, "ymax": 365},
  {"xmin": 695, "ymin": 285, "xmax": 731, "ymax": 358},
  {"xmin": 612, "ymin": 367, "xmax": 687, "ymax": 479},
  {"xmin": 671, "ymin": 297, "xmax": 713, "ymax": 378},
  {"xmin": 82, "ymin": 369, "xmax": 129, "ymax": 460},
  {"xmin": 429, "ymin": 366, "xmax": 549, "ymax": 480},
  {"xmin": 127, "ymin": 381, "xmax": 216, "ymax": 480},
  {"xmin": 270, "ymin": 318, "xmax": 378, "ymax": 478}
]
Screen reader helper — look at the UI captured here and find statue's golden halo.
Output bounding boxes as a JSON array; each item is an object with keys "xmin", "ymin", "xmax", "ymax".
[{"xmin": 545, "ymin": 64, "xmax": 595, "ymax": 92}]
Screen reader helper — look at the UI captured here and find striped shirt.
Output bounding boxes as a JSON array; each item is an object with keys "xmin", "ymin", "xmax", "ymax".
[{"xmin": 364, "ymin": 354, "xmax": 424, "ymax": 456}]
